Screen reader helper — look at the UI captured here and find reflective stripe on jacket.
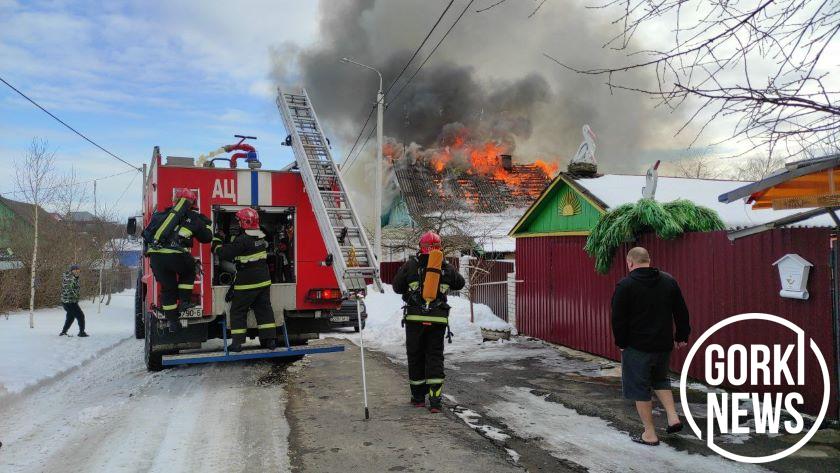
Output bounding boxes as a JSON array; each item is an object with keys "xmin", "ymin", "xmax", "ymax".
[{"xmin": 214, "ymin": 231, "xmax": 272, "ymax": 290}]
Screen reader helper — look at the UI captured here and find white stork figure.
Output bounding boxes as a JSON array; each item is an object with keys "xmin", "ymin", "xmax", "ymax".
[{"xmin": 642, "ymin": 160, "xmax": 661, "ymax": 199}]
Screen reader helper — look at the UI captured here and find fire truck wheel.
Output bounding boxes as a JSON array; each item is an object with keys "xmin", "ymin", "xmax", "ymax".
[
  {"xmin": 134, "ymin": 278, "xmax": 145, "ymax": 340},
  {"xmin": 144, "ymin": 309, "xmax": 164, "ymax": 371}
]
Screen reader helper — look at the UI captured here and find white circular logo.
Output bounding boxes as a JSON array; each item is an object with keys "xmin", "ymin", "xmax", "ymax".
[{"xmin": 679, "ymin": 313, "xmax": 830, "ymax": 464}]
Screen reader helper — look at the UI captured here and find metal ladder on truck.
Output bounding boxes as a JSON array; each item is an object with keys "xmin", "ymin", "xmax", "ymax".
[{"xmin": 276, "ymin": 89, "xmax": 383, "ymax": 295}]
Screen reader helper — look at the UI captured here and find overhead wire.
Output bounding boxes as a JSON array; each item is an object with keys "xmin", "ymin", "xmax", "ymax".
[
  {"xmin": 386, "ymin": 0, "xmax": 476, "ymax": 110},
  {"xmin": 343, "ymin": 0, "xmax": 475, "ymax": 173},
  {"xmin": 112, "ymin": 170, "xmax": 139, "ymax": 207},
  {"xmin": 342, "ymin": 105, "xmax": 376, "ymax": 165},
  {"xmin": 342, "ymin": 0, "xmax": 459, "ymax": 171},
  {"xmin": 382, "ymin": 0, "xmax": 456, "ymax": 98},
  {"xmin": 0, "ymin": 74, "xmax": 141, "ymax": 171},
  {"xmin": 0, "ymin": 169, "xmax": 136, "ymax": 198}
]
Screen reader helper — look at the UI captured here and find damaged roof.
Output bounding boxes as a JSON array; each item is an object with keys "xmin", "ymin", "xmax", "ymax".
[{"xmin": 393, "ymin": 162, "xmax": 551, "ymax": 216}]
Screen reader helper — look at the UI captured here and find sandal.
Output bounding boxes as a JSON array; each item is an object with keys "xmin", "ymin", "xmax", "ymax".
[
  {"xmin": 630, "ymin": 434, "xmax": 660, "ymax": 446},
  {"xmin": 666, "ymin": 422, "xmax": 684, "ymax": 434}
]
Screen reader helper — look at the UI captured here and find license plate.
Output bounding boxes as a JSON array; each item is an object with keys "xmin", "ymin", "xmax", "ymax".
[{"xmin": 332, "ymin": 315, "xmax": 350, "ymax": 322}]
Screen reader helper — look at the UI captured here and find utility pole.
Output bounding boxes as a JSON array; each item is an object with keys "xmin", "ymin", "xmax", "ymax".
[
  {"xmin": 340, "ymin": 57, "xmax": 384, "ymax": 264},
  {"xmin": 95, "ymin": 180, "xmax": 103, "ymax": 313}
]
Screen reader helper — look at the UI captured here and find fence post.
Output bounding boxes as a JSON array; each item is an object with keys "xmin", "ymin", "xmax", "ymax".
[{"xmin": 507, "ymin": 272, "xmax": 517, "ymax": 333}]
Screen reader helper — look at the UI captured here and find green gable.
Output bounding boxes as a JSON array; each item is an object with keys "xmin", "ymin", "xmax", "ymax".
[{"xmin": 510, "ymin": 176, "xmax": 605, "ymax": 237}]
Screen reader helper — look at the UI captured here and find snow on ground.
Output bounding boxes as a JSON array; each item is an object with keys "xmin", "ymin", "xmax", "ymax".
[
  {"xmin": 332, "ymin": 284, "xmax": 515, "ymax": 363},
  {"xmin": 488, "ymin": 386, "xmax": 765, "ymax": 473},
  {"xmin": 0, "ymin": 338, "xmax": 291, "ymax": 473},
  {"xmin": 0, "ymin": 290, "xmax": 135, "ymax": 396},
  {"xmin": 453, "ymin": 406, "xmax": 510, "ymax": 442}
]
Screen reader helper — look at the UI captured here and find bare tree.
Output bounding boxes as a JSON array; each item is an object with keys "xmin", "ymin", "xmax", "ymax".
[
  {"xmin": 86, "ymin": 203, "xmax": 124, "ymax": 310},
  {"xmin": 15, "ymin": 138, "xmax": 58, "ymax": 328},
  {"xmin": 546, "ymin": 1, "xmax": 840, "ymax": 159},
  {"xmin": 735, "ymin": 155, "xmax": 787, "ymax": 181},
  {"xmin": 54, "ymin": 168, "xmax": 90, "ymax": 262},
  {"xmin": 382, "ymin": 203, "xmax": 495, "ymax": 260},
  {"xmin": 663, "ymin": 155, "xmax": 724, "ymax": 179}
]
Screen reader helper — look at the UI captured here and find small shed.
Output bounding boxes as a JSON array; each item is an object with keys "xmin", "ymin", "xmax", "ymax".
[{"xmin": 508, "ymin": 170, "xmax": 838, "ymax": 418}]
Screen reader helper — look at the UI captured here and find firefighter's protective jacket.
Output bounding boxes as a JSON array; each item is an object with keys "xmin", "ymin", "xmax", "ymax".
[
  {"xmin": 145, "ymin": 200, "xmax": 213, "ymax": 254},
  {"xmin": 213, "ymin": 230, "xmax": 272, "ymax": 290},
  {"xmin": 392, "ymin": 254, "xmax": 465, "ymax": 324}
]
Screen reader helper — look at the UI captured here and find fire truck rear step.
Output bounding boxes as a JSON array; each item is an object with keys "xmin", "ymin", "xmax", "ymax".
[
  {"xmin": 277, "ymin": 88, "xmax": 382, "ymax": 294},
  {"xmin": 161, "ymin": 344, "xmax": 345, "ymax": 366}
]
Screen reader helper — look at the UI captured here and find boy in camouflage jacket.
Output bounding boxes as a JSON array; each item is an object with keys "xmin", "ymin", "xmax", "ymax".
[{"xmin": 60, "ymin": 264, "xmax": 88, "ymax": 337}]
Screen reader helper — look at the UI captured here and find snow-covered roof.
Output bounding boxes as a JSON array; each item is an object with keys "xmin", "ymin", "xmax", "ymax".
[
  {"xmin": 109, "ymin": 238, "xmax": 143, "ymax": 252},
  {"xmin": 466, "ymin": 210, "xmax": 524, "ymax": 253},
  {"xmin": 572, "ymin": 174, "xmax": 835, "ymax": 229}
]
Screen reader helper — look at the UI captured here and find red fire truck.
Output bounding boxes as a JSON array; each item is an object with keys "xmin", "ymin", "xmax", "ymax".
[{"xmin": 129, "ymin": 90, "xmax": 380, "ymax": 371}]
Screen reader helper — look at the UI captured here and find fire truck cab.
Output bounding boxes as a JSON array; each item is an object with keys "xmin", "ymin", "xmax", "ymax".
[{"xmin": 131, "ymin": 148, "xmax": 344, "ymax": 370}]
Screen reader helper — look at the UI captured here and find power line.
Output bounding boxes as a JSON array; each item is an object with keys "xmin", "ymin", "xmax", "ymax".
[
  {"xmin": 343, "ymin": 104, "xmax": 376, "ymax": 163},
  {"xmin": 343, "ymin": 1, "xmax": 456, "ymax": 167},
  {"xmin": 0, "ymin": 74, "xmax": 140, "ymax": 171},
  {"xmin": 0, "ymin": 169, "xmax": 136, "ymax": 198},
  {"xmin": 344, "ymin": 0, "xmax": 475, "ymax": 173},
  {"xmin": 383, "ymin": 0, "xmax": 456, "ymax": 98},
  {"xmin": 113, "ymin": 171, "xmax": 139, "ymax": 207},
  {"xmin": 343, "ymin": 124, "xmax": 378, "ymax": 173},
  {"xmin": 387, "ymin": 0, "xmax": 476, "ymax": 110}
]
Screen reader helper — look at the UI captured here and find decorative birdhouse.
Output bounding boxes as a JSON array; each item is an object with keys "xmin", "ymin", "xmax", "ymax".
[{"xmin": 772, "ymin": 254, "xmax": 813, "ymax": 300}]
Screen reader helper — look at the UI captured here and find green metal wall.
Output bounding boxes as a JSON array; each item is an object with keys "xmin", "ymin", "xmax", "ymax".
[{"xmin": 515, "ymin": 182, "xmax": 602, "ymax": 235}]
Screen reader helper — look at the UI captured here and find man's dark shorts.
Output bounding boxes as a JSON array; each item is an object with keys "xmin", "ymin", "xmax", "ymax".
[{"xmin": 621, "ymin": 347, "xmax": 672, "ymax": 401}]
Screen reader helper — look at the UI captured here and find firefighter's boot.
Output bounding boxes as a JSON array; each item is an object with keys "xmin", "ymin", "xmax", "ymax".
[
  {"xmin": 263, "ymin": 338, "xmax": 278, "ymax": 350},
  {"xmin": 428, "ymin": 396, "xmax": 442, "ymax": 413},
  {"xmin": 228, "ymin": 340, "xmax": 243, "ymax": 352},
  {"xmin": 410, "ymin": 383, "xmax": 426, "ymax": 407},
  {"xmin": 167, "ymin": 318, "xmax": 181, "ymax": 334},
  {"xmin": 428, "ymin": 384, "xmax": 443, "ymax": 413}
]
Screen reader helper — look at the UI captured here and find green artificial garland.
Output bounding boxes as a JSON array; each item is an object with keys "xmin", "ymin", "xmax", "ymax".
[{"xmin": 584, "ymin": 198, "xmax": 725, "ymax": 274}]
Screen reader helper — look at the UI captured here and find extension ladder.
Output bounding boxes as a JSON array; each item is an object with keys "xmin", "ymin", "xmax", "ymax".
[{"xmin": 276, "ymin": 89, "xmax": 382, "ymax": 294}]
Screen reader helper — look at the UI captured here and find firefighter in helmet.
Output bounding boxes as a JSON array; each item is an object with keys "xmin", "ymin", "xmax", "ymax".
[
  {"xmin": 392, "ymin": 231, "xmax": 465, "ymax": 412},
  {"xmin": 212, "ymin": 207, "xmax": 278, "ymax": 351},
  {"xmin": 142, "ymin": 188, "xmax": 213, "ymax": 332}
]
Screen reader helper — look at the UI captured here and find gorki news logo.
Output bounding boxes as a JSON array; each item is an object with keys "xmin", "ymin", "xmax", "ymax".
[{"xmin": 679, "ymin": 313, "xmax": 831, "ymax": 464}]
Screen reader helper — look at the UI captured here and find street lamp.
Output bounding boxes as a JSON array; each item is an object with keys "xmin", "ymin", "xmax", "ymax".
[{"xmin": 340, "ymin": 57, "xmax": 384, "ymax": 265}]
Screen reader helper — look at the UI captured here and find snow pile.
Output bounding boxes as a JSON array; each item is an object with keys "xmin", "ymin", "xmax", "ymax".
[
  {"xmin": 337, "ymin": 284, "xmax": 513, "ymax": 363},
  {"xmin": 0, "ymin": 290, "xmax": 135, "ymax": 396}
]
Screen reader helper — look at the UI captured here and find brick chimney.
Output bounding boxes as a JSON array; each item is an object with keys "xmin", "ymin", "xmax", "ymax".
[{"xmin": 500, "ymin": 154, "xmax": 513, "ymax": 171}]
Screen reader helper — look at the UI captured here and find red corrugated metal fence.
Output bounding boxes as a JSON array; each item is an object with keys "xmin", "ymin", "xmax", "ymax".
[{"xmin": 516, "ymin": 229, "xmax": 838, "ymax": 418}]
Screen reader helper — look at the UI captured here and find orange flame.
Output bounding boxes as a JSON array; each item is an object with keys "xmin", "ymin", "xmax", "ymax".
[
  {"xmin": 533, "ymin": 159, "xmax": 559, "ymax": 176},
  {"xmin": 413, "ymin": 127, "xmax": 558, "ymax": 202}
]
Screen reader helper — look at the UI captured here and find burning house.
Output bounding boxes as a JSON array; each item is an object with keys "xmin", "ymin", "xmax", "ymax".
[{"xmin": 381, "ymin": 134, "xmax": 556, "ymax": 261}]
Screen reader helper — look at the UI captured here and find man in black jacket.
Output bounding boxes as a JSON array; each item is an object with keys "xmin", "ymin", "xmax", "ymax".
[
  {"xmin": 392, "ymin": 231, "xmax": 465, "ymax": 413},
  {"xmin": 611, "ymin": 247, "xmax": 690, "ymax": 446}
]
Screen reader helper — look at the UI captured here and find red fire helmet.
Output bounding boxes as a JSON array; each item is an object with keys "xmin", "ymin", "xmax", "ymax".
[
  {"xmin": 236, "ymin": 207, "xmax": 260, "ymax": 230},
  {"xmin": 173, "ymin": 188, "xmax": 197, "ymax": 204},
  {"xmin": 419, "ymin": 231, "xmax": 442, "ymax": 254}
]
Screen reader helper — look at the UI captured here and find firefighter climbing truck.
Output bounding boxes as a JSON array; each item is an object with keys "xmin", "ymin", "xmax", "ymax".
[{"xmin": 130, "ymin": 89, "xmax": 381, "ymax": 370}]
